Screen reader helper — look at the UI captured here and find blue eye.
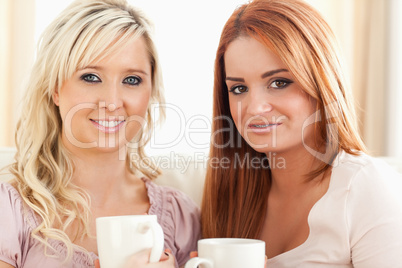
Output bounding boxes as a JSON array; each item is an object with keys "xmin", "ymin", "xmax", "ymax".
[
  {"xmin": 229, "ymin": 85, "xmax": 248, "ymax": 95},
  {"xmin": 269, "ymin": 79, "xmax": 293, "ymax": 89},
  {"xmin": 81, "ymin": 74, "xmax": 101, "ymax": 83},
  {"xmin": 123, "ymin": 76, "xmax": 141, "ymax": 86}
]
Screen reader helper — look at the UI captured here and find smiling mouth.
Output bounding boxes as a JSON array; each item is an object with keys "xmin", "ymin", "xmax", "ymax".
[
  {"xmin": 250, "ymin": 124, "xmax": 276, "ymax": 128},
  {"xmin": 249, "ymin": 123, "xmax": 281, "ymax": 128},
  {"xmin": 247, "ymin": 123, "xmax": 282, "ymax": 133},
  {"xmin": 91, "ymin": 120, "xmax": 125, "ymax": 128}
]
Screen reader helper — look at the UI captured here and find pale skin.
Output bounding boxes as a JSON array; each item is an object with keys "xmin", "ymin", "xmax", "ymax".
[
  {"xmin": 224, "ymin": 36, "xmax": 331, "ymax": 259},
  {"xmin": 0, "ymin": 36, "xmax": 175, "ymax": 268}
]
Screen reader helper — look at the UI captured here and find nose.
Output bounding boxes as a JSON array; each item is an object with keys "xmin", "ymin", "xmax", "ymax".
[
  {"xmin": 98, "ymin": 83, "xmax": 123, "ymax": 112},
  {"xmin": 245, "ymin": 87, "xmax": 273, "ymax": 116}
]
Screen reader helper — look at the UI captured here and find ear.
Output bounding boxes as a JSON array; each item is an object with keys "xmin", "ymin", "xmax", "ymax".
[{"xmin": 53, "ymin": 89, "xmax": 60, "ymax": 106}]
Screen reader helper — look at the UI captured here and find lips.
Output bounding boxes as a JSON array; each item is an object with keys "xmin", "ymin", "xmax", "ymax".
[
  {"xmin": 249, "ymin": 123, "xmax": 277, "ymax": 128},
  {"xmin": 247, "ymin": 122, "xmax": 282, "ymax": 133},
  {"xmin": 90, "ymin": 119, "xmax": 125, "ymax": 133},
  {"xmin": 248, "ymin": 122, "xmax": 281, "ymax": 128},
  {"xmin": 92, "ymin": 120, "xmax": 125, "ymax": 128}
]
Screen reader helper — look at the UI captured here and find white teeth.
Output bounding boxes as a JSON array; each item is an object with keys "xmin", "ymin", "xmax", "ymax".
[
  {"xmin": 96, "ymin": 120, "xmax": 123, "ymax": 128},
  {"xmin": 253, "ymin": 124, "xmax": 272, "ymax": 128}
]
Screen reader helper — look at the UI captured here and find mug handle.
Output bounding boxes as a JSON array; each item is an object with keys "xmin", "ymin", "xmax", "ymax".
[
  {"xmin": 185, "ymin": 257, "xmax": 213, "ymax": 268},
  {"xmin": 148, "ymin": 220, "xmax": 164, "ymax": 263}
]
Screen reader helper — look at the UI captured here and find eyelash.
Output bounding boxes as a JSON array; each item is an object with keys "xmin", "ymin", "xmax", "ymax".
[
  {"xmin": 229, "ymin": 85, "xmax": 248, "ymax": 95},
  {"xmin": 81, "ymin": 74, "xmax": 100, "ymax": 83},
  {"xmin": 123, "ymin": 76, "xmax": 142, "ymax": 86},
  {"xmin": 229, "ymin": 79, "xmax": 293, "ymax": 95},
  {"xmin": 80, "ymin": 74, "xmax": 142, "ymax": 86},
  {"xmin": 270, "ymin": 79, "xmax": 293, "ymax": 89}
]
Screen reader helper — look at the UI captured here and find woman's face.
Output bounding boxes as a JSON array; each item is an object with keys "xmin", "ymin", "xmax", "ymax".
[
  {"xmin": 224, "ymin": 36, "xmax": 317, "ymax": 155},
  {"xmin": 54, "ymin": 36, "xmax": 152, "ymax": 154}
]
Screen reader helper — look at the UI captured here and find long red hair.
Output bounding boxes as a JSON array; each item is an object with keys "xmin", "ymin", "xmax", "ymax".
[{"xmin": 201, "ymin": 0, "xmax": 366, "ymax": 239}]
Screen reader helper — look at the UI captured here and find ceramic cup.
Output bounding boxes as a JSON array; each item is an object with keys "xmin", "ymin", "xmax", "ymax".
[
  {"xmin": 185, "ymin": 238, "xmax": 265, "ymax": 268},
  {"xmin": 96, "ymin": 215, "xmax": 164, "ymax": 268}
]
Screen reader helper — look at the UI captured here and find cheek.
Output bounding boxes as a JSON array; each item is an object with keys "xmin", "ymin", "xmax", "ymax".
[
  {"xmin": 58, "ymin": 98, "xmax": 97, "ymax": 128},
  {"xmin": 286, "ymin": 92, "xmax": 316, "ymax": 119},
  {"xmin": 228, "ymin": 97, "xmax": 236, "ymax": 117},
  {"xmin": 58, "ymin": 98, "xmax": 77, "ymax": 124},
  {"xmin": 128, "ymin": 85, "xmax": 151, "ymax": 105},
  {"xmin": 291, "ymin": 97, "xmax": 318, "ymax": 138},
  {"xmin": 132, "ymin": 90, "xmax": 151, "ymax": 116},
  {"xmin": 228, "ymin": 97, "xmax": 247, "ymax": 136},
  {"xmin": 125, "ymin": 90, "xmax": 151, "ymax": 129},
  {"xmin": 229, "ymin": 98, "xmax": 239, "ymax": 123},
  {"xmin": 57, "ymin": 87, "xmax": 94, "ymax": 120}
]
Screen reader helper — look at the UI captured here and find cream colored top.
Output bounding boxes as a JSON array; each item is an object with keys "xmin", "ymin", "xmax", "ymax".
[{"xmin": 266, "ymin": 151, "xmax": 402, "ymax": 267}]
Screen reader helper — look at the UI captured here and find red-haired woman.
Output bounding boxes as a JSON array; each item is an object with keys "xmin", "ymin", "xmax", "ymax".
[{"xmin": 202, "ymin": 0, "xmax": 402, "ymax": 266}]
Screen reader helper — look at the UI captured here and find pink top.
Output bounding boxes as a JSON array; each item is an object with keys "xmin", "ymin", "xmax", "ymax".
[{"xmin": 0, "ymin": 178, "xmax": 201, "ymax": 268}]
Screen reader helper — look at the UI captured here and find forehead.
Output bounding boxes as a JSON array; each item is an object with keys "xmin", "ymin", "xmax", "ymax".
[
  {"xmin": 224, "ymin": 37, "xmax": 286, "ymax": 75},
  {"xmin": 89, "ymin": 35, "xmax": 150, "ymax": 66}
]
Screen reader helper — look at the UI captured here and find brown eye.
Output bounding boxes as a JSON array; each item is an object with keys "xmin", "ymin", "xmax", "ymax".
[
  {"xmin": 269, "ymin": 79, "xmax": 292, "ymax": 89},
  {"xmin": 230, "ymin": 85, "xmax": 248, "ymax": 95},
  {"xmin": 274, "ymin": 81, "xmax": 286, "ymax": 87}
]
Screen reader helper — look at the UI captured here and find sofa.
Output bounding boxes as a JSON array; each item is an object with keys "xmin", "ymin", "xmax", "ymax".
[{"xmin": 1, "ymin": 147, "xmax": 402, "ymax": 207}]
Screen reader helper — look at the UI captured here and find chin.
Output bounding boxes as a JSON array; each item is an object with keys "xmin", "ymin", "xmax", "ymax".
[
  {"xmin": 96, "ymin": 139, "xmax": 128, "ymax": 151},
  {"xmin": 249, "ymin": 144, "xmax": 273, "ymax": 154}
]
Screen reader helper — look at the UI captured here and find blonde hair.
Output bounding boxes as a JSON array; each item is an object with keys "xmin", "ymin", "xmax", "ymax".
[
  {"xmin": 202, "ymin": 0, "xmax": 366, "ymax": 239},
  {"xmin": 10, "ymin": 0, "xmax": 165, "ymax": 261}
]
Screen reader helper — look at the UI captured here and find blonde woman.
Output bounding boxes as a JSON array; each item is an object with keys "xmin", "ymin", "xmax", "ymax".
[
  {"xmin": 0, "ymin": 0, "xmax": 200, "ymax": 267},
  {"xmin": 202, "ymin": 0, "xmax": 402, "ymax": 266}
]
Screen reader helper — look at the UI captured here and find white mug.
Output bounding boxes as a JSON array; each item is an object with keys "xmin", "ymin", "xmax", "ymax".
[
  {"xmin": 185, "ymin": 238, "xmax": 265, "ymax": 268},
  {"xmin": 96, "ymin": 215, "xmax": 164, "ymax": 268}
]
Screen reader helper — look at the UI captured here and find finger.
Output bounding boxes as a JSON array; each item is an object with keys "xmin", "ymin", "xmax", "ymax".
[
  {"xmin": 161, "ymin": 251, "xmax": 175, "ymax": 266},
  {"xmin": 94, "ymin": 259, "xmax": 100, "ymax": 268},
  {"xmin": 159, "ymin": 248, "xmax": 173, "ymax": 261},
  {"xmin": 189, "ymin": 251, "xmax": 198, "ymax": 258},
  {"xmin": 123, "ymin": 248, "xmax": 152, "ymax": 268},
  {"xmin": 145, "ymin": 251, "xmax": 175, "ymax": 268},
  {"xmin": 159, "ymin": 251, "xmax": 169, "ymax": 261}
]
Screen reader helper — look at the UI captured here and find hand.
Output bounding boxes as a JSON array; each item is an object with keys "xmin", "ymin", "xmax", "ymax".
[
  {"xmin": 123, "ymin": 249, "xmax": 175, "ymax": 268},
  {"xmin": 186, "ymin": 251, "xmax": 267, "ymax": 268},
  {"xmin": 94, "ymin": 249, "xmax": 175, "ymax": 268},
  {"xmin": 189, "ymin": 251, "xmax": 198, "ymax": 258}
]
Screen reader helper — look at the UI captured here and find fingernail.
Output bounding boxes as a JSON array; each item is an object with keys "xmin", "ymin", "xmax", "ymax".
[{"xmin": 164, "ymin": 252, "xmax": 169, "ymax": 256}]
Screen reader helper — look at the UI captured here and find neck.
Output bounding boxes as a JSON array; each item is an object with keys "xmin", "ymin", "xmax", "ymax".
[
  {"xmin": 65, "ymin": 144, "xmax": 130, "ymax": 190},
  {"xmin": 268, "ymin": 147, "xmax": 325, "ymax": 196}
]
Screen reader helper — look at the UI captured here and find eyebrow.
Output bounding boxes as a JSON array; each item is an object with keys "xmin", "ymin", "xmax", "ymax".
[
  {"xmin": 261, "ymin": 68, "xmax": 288, "ymax": 79},
  {"xmin": 226, "ymin": 68, "xmax": 289, "ymax": 82},
  {"xmin": 80, "ymin": 66, "xmax": 149, "ymax": 76}
]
